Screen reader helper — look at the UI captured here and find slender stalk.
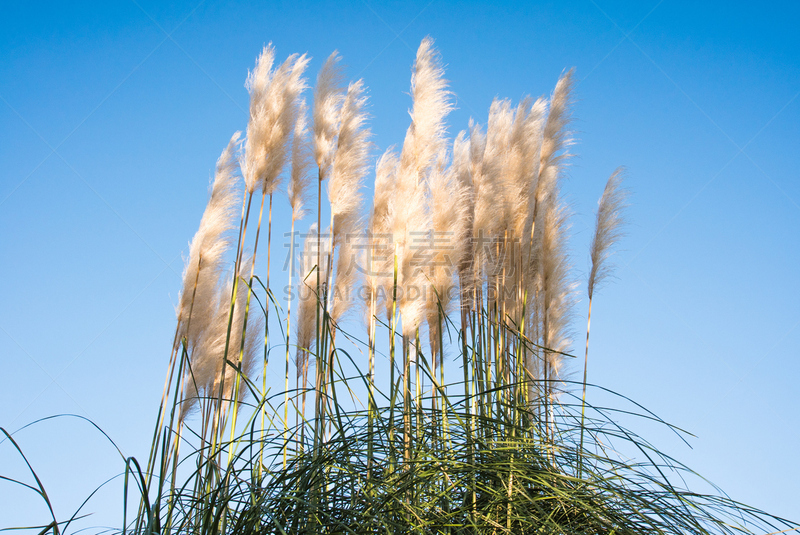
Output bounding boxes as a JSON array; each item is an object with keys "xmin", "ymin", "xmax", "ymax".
[
  {"xmin": 163, "ymin": 347, "xmax": 188, "ymax": 533},
  {"xmin": 389, "ymin": 246, "xmax": 399, "ymax": 468},
  {"xmin": 578, "ymin": 296, "xmax": 593, "ymax": 477},
  {"xmin": 208, "ymin": 189, "xmax": 253, "ymax": 466},
  {"xmin": 314, "ymin": 170, "xmax": 323, "ymax": 456},
  {"xmin": 415, "ymin": 328, "xmax": 422, "ymax": 456},
  {"xmin": 403, "ymin": 334, "xmax": 411, "ymax": 465},
  {"xmin": 284, "ymin": 216, "xmax": 296, "ymax": 468},
  {"xmin": 227, "ymin": 190, "xmax": 267, "ymax": 466},
  {"xmin": 367, "ymin": 280, "xmax": 376, "ymax": 475}
]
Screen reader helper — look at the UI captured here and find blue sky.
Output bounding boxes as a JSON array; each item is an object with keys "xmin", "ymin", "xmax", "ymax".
[{"xmin": 1, "ymin": 0, "xmax": 798, "ymax": 528}]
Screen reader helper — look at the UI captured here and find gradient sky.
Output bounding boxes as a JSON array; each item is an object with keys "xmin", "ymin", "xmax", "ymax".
[{"xmin": 1, "ymin": 0, "xmax": 799, "ymax": 529}]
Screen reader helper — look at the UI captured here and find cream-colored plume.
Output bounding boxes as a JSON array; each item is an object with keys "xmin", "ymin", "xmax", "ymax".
[
  {"xmin": 538, "ymin": 195, "xmax": 574, "ymax": 382},
  {"xmin": 390, "ymin": 37, "xmax": 453, "ymax": 337},
  {"xmin": 288, "ymin": 99, "xmax": 311, "ymax": 222},
  {"xmin": 180, "ymin": 256, "xmax": 262, "ymax": 420},
  {"xmin": 425, "ymin": 153, "xmax": 470, "ymax": 361},
  {"xmin": 468, "ymin": 119, "xmax": 500, "ymax": 286},
  {"xmin": 365, "ymin": 149, "xmax": 399, "ymax": 322},
  {"xmin": 312, "ymin": 52, "xmax": 345, "ymax": 181},
  {"xmin": 329, "ymin": 80, "xmax": 371, "ymax": 242},
  {"xmin": 176, "ymin": 132, "xmax": 242, "ymax": 353},
  {"xmin": 451, "ymin": 130, "xmax": 476, "ymax": 308},
  {"xmin": 329, "ymin": 80, "xmax": 372, "ymax": 322},
  {"xmin": 525, "ymin": 71, "xmax": 575, "ymax": 371},
  {"xmin": 452, "ymin": 131, "xmax": 473, "ymax": 206},
  {"xmin": 243, "ymin": 46, "xmax": 309, "ymax": 195},
  {"xmin": 534, "ymin": 69, "xmax": 574, "ymax": 208},
  {"xmin": 393, "ymin": 166, "xmax": 429, "ymax": 337},
  {"xmin": 331, "ymin": 235, "xmax": 360, "ymax": 324},
  {"xmin": 588, "ymin": 168, "xmax": 627, "ymax": 299},
  {"xmin": 399, "ymin": 36, "xmax": 453, "ymax": 180},
  {"xmin": 485, "ymin": 98, "xmax": 515, "ymax": 231},
  {"xmin": 295, "ymin": 225, "xmax": 328, "ymax": 375},
  {"xmin": 507, "ymin": 97, "xmax": 546, "ymax": 241}
]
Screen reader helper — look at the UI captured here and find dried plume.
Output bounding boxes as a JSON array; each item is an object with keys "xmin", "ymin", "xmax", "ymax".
[
  {"xmin": 243, "ymin": 46, "xmax": 310, "ymax": 195},
  {"xmin": 288, "ymin": 99, "xmax": 311, "ymax": 221},
  {"xmin": 508, "ymin": 97, "xmax": 546, "ymax": 240},
  {"xmin": 474, "ymin": 98, "xmax": 518, "ymax": 289},
  {"xmin": 525, "ymin": 71, "xmax": 574, "ymax": 346},
  {"xmin": 180, "ymin": 256, "xmax": 262, "ymax": 420},
  {"xmin": 452, "ymin": 131, "xmax": 473, "ymax": 210},
  {"xmin": 331, "ymin": 235, "xmax": 360, "ymax": 324},
  {"xmin": 393, "ymin": 37, "xmax": 452, "ymax": 337},
  {"xmin": 329, "ymin": 80, "xmax": 371, "ymax": 241},
  {"xmin": 469, "ymin": 119, "xmax": 501, "ymax": 285},
  {"xmin": 504, "ymin": 97, "xmax": 546, "ymax": 319},
  {"xmin": 451, "ymin": 131, "xmax": 475, "ymax": 299},
  {"xmin": 329, "ymin": 80, "xmax": 372, "ymax": 322},
  {"xmin": 588, "ymin": 167, "xmax": 627, "ymax": 299},
  {"xmin": 176, "ymin": 132, "xmax": 242, "ymax": 352},
  {"xmin": 538, "ymin": 195, "xmax": 575, "ymax": 382},
  {"xmin": 295, "ymin": 225, "xmax": 328, "ymax": 375},
  {"xmin": 394, "ymin": 167, "xmax": 429, "ymax": 337},
  {"xmin": 534, "ymin": 69, "xmax": 574, "ymax": 207},
  {"xmin": 312, "ymin": 52, "xmax": 345, "ymax": 181},
  {"xmin": 484, "ymin": 98, "xmax": 515, "ymax": 233},
  {"xmin": 399, "ymin": 36, "xmax": 453, "ymax": 180},
  {"xmin": 425, "ymin": 153, "xmax": 470, "ymax": 360},
  {"xmin": 366, "ymin": 149, "xmax": 400, "ymax": 322}
]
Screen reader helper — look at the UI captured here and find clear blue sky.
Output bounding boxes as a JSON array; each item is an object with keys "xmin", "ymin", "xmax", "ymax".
[{"xmin": 1, "ymin": 0, "xmax": 798, "ymax": 529}]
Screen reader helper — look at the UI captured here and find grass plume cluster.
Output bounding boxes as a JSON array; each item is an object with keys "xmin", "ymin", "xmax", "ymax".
[{"xmin": 2, "ymin": 37, "xmax": 797, "ymax": 535}]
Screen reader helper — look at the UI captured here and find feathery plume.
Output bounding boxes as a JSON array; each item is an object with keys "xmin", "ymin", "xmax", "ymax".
[
  {"xmin": 371, "ymin": 149, "xmax": 399, "ymax": 234},
  {"xmin": 579, "ymin": 167, "xmax": 627, "ymax": 467},
  {"xmin": 243, "ymin": 47, "xmax": 310, "ymax": 194},
  {"xmin": 452, "ymin": 130, "xmax": 476, "ymax": 308},
  {"xmin": 505, "ymin": 97, "xmax": 546, "ymax": 239},
  {"xmin": 312, "ymin": 52, "xmax": 345, "ymax": 181},
  {"xmin": 516, "ymin": 97, "xmax": 548, "ymax": 245},
  {"xmin": 331, "ymin": 236, "xmax": 360, "ymax": 323},
  {"xmin": 295, "ymin": 225, "xmax": 328, "ymax": 373},
  {"xmin": 393, "ymin": 37, "xmax": 452, "ymax": 337},
  {"xmin": 392, "ymin": 148, "xmax": 429, "ymax": 337},
  {"xmin": 538, "ymin": 195, "xmax": 574, "ymax": 382},
  {"xmin": 469, "ymin": 119, "xmax": 500, "ymax": 285},
  {"xmin": 478, "ymin": 99, "xmax": 516, "ymax": 285},
  {"xmin": 329, "ymin": 80, "xmax": 371, "ymax": 242},
  {"xmin": 588, "ymin": 168, "xmax": 627, "ymax": 299},
  {"xmin": 485, "ymin": 98, "xmax": 515, "ymax": 232},
  {"xmin": 180, "ymin": 256, "xmax": 262, "ymax": 420},
  {"xmin": 525, "ymin": 71, "xmax": 575, "ymax": 386},
  {"xmin": 452, "ymin": 131, "xmax": 473, "ymax": 204},
  {"xmin": 534, "ymin": 69, "xmax": 574, "ymax": 207},
  {"xmin": 425, "ymin": 154, "xmax": 470, "ymax": 361},
  {"xmin": 396, "ymin": 188, "xmax": 429, "ymax": 338},
  {"xmin": 330, "ymin": 80, "xmax": 372, "ymax": 322},
  {"xmin": 399, "ymin": 36, "xmax": 453, "ymax": 180},
  {"xmin": 366, "ymin": 149, "xmax": 399, "ymax": 322},
  {"xmin": 176, "ymin": 132, "xmax": 242, "ymax": 352},
  {"xmin": 288, "ymin": 100, "xmax": 311, "ymax": 221}
]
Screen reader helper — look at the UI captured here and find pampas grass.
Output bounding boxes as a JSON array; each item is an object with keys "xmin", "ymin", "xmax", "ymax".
[
  {"xmin": 329, "ymin": 79, "xmax": 371, "ymax": 323},
  {"xmin": 148, "ymin": 39, "xmax": 792, "ymax": 535},
  {"xmin": 243, "ymin": 47, "xmax": 309, "ymax": 196},
  {"xmin": 394, "ymin": 37, "xmax": 451, "ymax": 339},
  {"xmin": 5, "ymin": 37, "xmax": 796, "ymax": 535},
  {"xmin": 182, "ymin": 255, "xmax": 262, "ymax": 419},
  {"xmin": 579, "ymin": 167, "xmax": 628, "ymax": 470},
  {"xmin": 175, "ymin": 132, "xmax": 242, "ymax": 353},
  {"xmin": 425, "ymin": 154, "xmax": 469, "ymax": 365},
  {"xmin": 312, "ymin": 52, "xmax": 345, "ymax": 183}
]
